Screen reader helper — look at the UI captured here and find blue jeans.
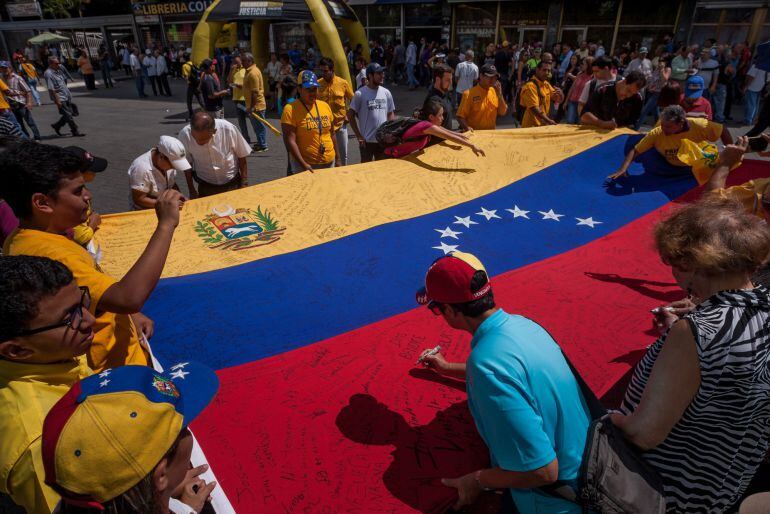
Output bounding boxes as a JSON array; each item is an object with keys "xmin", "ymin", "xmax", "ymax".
[
  {"xmin": 26, "ymin": 78, "xmax": 41, "ymax": 105},
  {"xmin": 335, "ymin": 124, "xmax": 348, "ymax": 165},
  {"xmin": 565, "ymin": 101, "xmax": 579, "ymax": 124},
  {"xmin": 1, "ymin": 109, "xmax": 26, "ymax": 138},
  {"xmin": 745, "ymin": 90, "xmax": 760, "ymax": 125},
  {"xmin": 12, "ymin": 105, "xmax": 40, "ymax": 139},
  {"xmin": 134, "ymin": 74, "xmax": 145, "ymax": 97},
  {"xmin": 635, "ymin": 91, "xmax": 660, "ymax": 131},
  {"xmin": 406, "ymin": 63, "xmax": 418, "ymax": 88},
  {"xmin": 249, "ymin": 109, "xmax": 267, "ymax": 148},
  {"xmin": 712, "ymin": 84, "xmax": 727, "ymax": 122}
]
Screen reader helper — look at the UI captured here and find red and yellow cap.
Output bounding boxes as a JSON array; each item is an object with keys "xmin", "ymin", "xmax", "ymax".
[
  {"xmin": 42, "ymin": 362, "xmax": 218, "ymax": 509},
  {"xmin": 416, "ymin": 251, "xmax": 492, "ymax": 305}
]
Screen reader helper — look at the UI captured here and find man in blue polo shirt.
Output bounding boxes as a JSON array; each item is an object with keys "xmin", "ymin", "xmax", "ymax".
[{"xmin": 415, "ymin": 251, "xmax": 590, "ymax": 512}]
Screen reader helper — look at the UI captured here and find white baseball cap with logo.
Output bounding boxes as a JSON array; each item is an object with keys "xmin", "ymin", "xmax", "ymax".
[{"xmin": 157, "ymin": 136, "xmax": 191, "ymax": 171}]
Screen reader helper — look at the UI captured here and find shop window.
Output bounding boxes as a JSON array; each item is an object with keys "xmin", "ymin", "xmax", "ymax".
[
  {"xmin": 562, "ymin": 0, "xmax": 619, "ymax": 26},
  {"xmin": 723, "ymin": 8, "xmax": 754, "ymax": 24},
  {"xmin": 718, "ymin": 25, "xmax": 750, "ymax": 46},
  {"xmin": 689, "ymin": 25, "xmax": 718, "ymax": 47},
  {"xmin": 352, "ymin": 5, "xmax": 366, "ymax": 24},
  {"xmin": 369, "ymin": 28, "xmax": 398, "ymax": 46},
  {"xmin": 454, "ymin": 2, "xmax": 496, "ymax": 58},
  {"xmin": 615, "ymin": 27, "xmax": 671, "ymax": 50},
  {"xmin": 620, "ymin": 0, "xmax": 679, "ymax": 26},
  {"xmin": 693, "ymin": 8, "xmax": 722, "ymax": 24},
  {"xmin": 585, "ymin": 27, "xmax": 614, "ymax": 46},
  {"xmin": 368, "ymin": 5, "xmax": 400, "ymax": 27},
  {"xmin": 405, "ymin": 3, "xmax": 442, "ymax": 26},
  {"xmin": 499, "ymin": 1, "xmax": 548, "ymax": 27}
]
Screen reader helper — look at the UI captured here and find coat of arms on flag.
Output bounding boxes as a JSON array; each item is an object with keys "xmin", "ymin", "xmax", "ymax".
[{"xmin": 194, "ymin": 205, "xmax": 285, "ymax": 251}]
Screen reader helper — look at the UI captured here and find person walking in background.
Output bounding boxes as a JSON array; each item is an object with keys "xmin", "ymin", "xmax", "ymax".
[
  {"xmin": 229, "ymin": 55, "xmax": 253, "ymax": 145},
  {"xmin": 318, "ymin": 58, "xmax": 354, "ymax": 165},
  {"xmin": 281, "ymin": 71, "xmax": 339, "ymax": 174},
  {"xmin": 242, "ymin": 52, "xmax": 268, "ymax": 152},
  {"xmin": 98, "ymin": 46, "xmax": 114, "ymax": 88},
  {"xmin": 44, "ymin": 57, "xmax": 83, "ymax": 137},
  {"xmin": 182, "ymin": 54, "xmax": 203, "ymax": 120},
  {"xmin": 265, "ymin": 52, "xmax": 281, "ymax": 111},
  {"xmin": 154, "ymin": 48, "xmax": 171, "ymax": 96},
  {"xmin": 144, "ymin": 49, "xmax": 159, "ymax": 97},
  {"xmin": 671, "ymin": 44, "xmax": 692, "ymax": 89},
  {"xmin": 743, "ymin": 63, "xmax": 768, "ymax": 126},
  {"xmin": 0, "ymin": 61, "xmax": 40, "ymax": 140},
  {"xmin": 119, "ymin": 44, "xmax": 131, "ymax": 75},
  {"xmin": 200, "ymin": 58, "xmax": 229, "ymax": 119},
  {"xmin": 635, "ymin": 57, "xmax": 670, "ymax": 130},
  {"xmin": 406, "ymin": 40, "xmax": 418, "ymax": 90},
  {"xmin": 129, "ymin": 48, "xmax": 146, "ymax": 98},
  {"xmin": 454, "ymin": 50, "xmax": 478, "ymax": 109},
  {"xmin": 77, "ymin": 50, "xmax": 96, "ymax": 90},
  {"xmin": 18, "ymin": 56, "xmax": 41, "ymax": 105},
  {"xmin": 349, "ymin": 63, "xmax": 395, "ymax": 162}
]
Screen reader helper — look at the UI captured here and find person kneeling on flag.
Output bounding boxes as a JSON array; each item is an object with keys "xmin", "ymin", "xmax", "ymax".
[
  {"xmin": 608, "ymin": 105, "xmax": 733, "ymax": 180},
  {"xmin": 41, "ymin": 363, "xmax": 219, "ymax": 514},
  {"xmin": 377, "ymin": 98, "xmax": 486, "ymax": 159},
  {"xmin": 414, "ymin": 252, "xmax": 590, "ymax": 513}
]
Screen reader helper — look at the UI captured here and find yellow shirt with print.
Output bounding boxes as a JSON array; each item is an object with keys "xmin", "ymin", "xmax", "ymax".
[
  {"xmin": 182, "ymin": 61, "xmax": 192, "ymax": 79},
  {"xmin": 634, "ymin": 118, "xmax": 723, "ymax": 167},
  {"xmin": 230, "ymin": 66, "xmax": 246, "ymax": 102},
  {"xmin": 3, "ymin": 229, "xmax": 149, "ymax": 372},
  {"xmin": 519, "ymin": 77, "xmax": 554, "ymax": 128},
  {"xmin": 21, "ymin": 63, "xmax": 38, "ymax": 80},
  {"xmin": 0, "ymin": 78, "xmax": 10, "ymax": 110},
  {"xmin": 281, "ymin": 99, "xmax": 335, "ymax": 165},
  {"xmin": 0, "ymin": 357, "xmax": 92, "ymax": 514},
  {"xmin": 457, "ymin": 85, "xmax": 506, "ymax": 130},
  {"xmin": 318, "ymin": 75, "xmax": 354, "ymax": 132},
  {"xmin": 713, "ymin": 178, "xmax": 770, "ymax": 217},
  {"xmin": 243, "ymin": 64, "xmax": 267, "ymax": 112}
]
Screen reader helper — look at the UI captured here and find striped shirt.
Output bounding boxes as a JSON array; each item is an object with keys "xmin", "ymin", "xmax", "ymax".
[{"xmin": 622, "ymin": 287, "xmax": 770, "ymax": 512}]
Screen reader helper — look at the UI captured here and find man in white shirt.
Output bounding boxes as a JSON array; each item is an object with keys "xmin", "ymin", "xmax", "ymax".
[
  {"xmin": 744, "ymin": 64, "xmax": 768, "ymax": 126},
  {"xmin": 455, "ymin": 50, "xmax": 479, "ymax": 101},
  {"xmin": 349, "ymin": 63, "xmax": 395, "ymax": 162},
  {"xmin": 624, "ymin": 47, "xmax": 652, "ymax": 80},
  {"xmin": 144, "ymin": 49, "xmax": 158, "ymax": 96},
  {"xmin": 128, "ymin": 135, "xmax": 190, "ymax": 210},
  {"xmin": 154, "ymin": 49, "xmax": 171, "ymax": 96},
  {"xmin": 178, "ymin": 112, "xmax": 252, "ymax": 198},
  {"xmin": 695, "ymin": 48, "xmax": 719, "ymax": 101},
  {"xmin": 129, "ymin": 48, "xmax": 146, "ymax": 98}
]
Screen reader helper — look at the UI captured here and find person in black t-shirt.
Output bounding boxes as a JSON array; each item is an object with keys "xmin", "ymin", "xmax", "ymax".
[
  {"xmin": 580, "ymin": 71, "xmax": 646, "ymax": 129},
  {"xmin": 424, "ymin": 64, "xmax": 454, "ymax": 130},
  {"xmin": 199, "ymin": 58, "xmax": 230, "ymax": 119}
]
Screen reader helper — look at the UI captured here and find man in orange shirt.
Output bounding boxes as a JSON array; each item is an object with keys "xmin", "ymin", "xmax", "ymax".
[
  {"xmin": 456, "ymin": 64, "xmax": 508, "ymax": 131},
  {"xmin": 241, "ymin": 52, "xmax": 268, "ymax": 152},
  {"xmin": 1, "ymin": 141, "xmax": 185, "ymax": 372},
  {"xmin": 318, "ymin": 57, "xmax": 354, "ymax": 165},
  {"xmin": 518, "ymin": 61, "xmax": 563, "ymax": 128}
]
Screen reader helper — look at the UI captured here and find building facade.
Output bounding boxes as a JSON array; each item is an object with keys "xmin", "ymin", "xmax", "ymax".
[{"xmin": 348, "ymin": 0, "xmax": 770, "ymax": 57}]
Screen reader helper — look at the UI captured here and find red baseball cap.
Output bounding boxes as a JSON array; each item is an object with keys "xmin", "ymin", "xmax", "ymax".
[{"xmin": 416, "ymin": 252, "xmax": 492, "ymax": 305}]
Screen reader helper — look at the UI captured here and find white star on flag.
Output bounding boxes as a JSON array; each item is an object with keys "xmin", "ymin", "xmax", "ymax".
[
  {"xmin": 170, "ymin": 369, "xmax": 190, "ymax": 380},
  {"xmin": 435, "ymin": 227, "xmax": 462, "ymax": 239},
  {"xmin": 576, "ymin": 217, "xmax": 603, "ymax": 228},
  {"xmin": 453, "ymin": 216, "xmax": 477, "ymax": 228},
  {"xmin": 539, "ymin": 209, "xmax": 564, "ymax": 221},
  {"xmin": 98, "ymin": 369, "xmax": 111, "ymax": 378},
  {"xmin": 433, "ymin": 242, "xmax": 459, "ymax": 254},
  {"xmin": 476, "ymin": 207, "xmax": 501, "ymax": 221},
  {"xmin": 170, "ymin": 362, "xmax": 189, "ymax": 371},
  {"xmin": 99, "ymin": 379, "xmax": 110, "ymax": 387},
  {"xmin": 506, "ymin": 206, "xmax": 530, "ymax": 219}
]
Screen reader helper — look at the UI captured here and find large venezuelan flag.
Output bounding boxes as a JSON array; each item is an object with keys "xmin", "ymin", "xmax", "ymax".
[{"xmin": 96, "ymin": 126, "xmax": 769, "ymax": 513}]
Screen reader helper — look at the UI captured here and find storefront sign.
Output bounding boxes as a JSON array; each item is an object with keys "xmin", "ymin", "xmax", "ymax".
[
  {"xmin": 456, "ymin": 27, "xmax": 494, "ymax": 37},
  {"xmin": 6, "ymin": 1, "xmax": 41, "ymax": 18},
  {"xmin": 237, "ymin": 1, "xmax": 283, "ymax": 17},
  {"xmin": 132, "ymin": 1, "xmax": 213, "ymax": 16},
  {"xmin": 135, "ymin": 14, "xmax": 161, "ymax": 23}
]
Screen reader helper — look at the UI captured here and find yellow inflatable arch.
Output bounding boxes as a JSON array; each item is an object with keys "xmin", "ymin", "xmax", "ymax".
[{"xmin": 192, "ymin": 0, "xmax": 369, "ymax": 86}]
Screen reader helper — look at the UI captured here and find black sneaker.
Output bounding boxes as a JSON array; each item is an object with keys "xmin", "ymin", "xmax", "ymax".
[
  {"xmin": 51, "ymin": 124, "xmax": 62, "ymax": 136},
  {"xmin": 252, "ymin": 145, "xmax": 268, "ymax": 153},
  {"xmin": 71, "ymin": 132, "xmax": 86, "ymax": 137}
]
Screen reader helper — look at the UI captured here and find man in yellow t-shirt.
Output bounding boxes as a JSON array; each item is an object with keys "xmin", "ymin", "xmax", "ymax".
[
  {"xmin": 609, "ymin": 105, "xmax": 733, "ymax": 180},
  {"xmin": 456, "ymin": 63, "xmax": 508, "ymax": 131},
  {"xmin": 318, "ymin": 57, "xmax": 354, "ymax": 165},
  {"xmin": 518, "ymin": 61, "xmax": 563, "ymax": 128},
  {"xmin": 228, "ymin": 55, "xmax": 255, "ymax": 147},
  {"xmin": 1, "ymin": 142, "xmax": 185, "ymax": 372},
  {"xmin": 242, "ymin": 52, "xmax": 268, "ymax": 152},
  {"xmin": 0, "ymin": 255, "xmax": 95, "ymax": 514},
  {"xmin": 281, "ymin": 70, "xmax": 339, "ymax": 174}
]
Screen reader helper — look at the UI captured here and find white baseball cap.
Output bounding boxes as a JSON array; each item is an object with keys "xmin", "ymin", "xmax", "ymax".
[{"xmin": 157, "ymin": 136, "xmax": 190, "ymax": 171}]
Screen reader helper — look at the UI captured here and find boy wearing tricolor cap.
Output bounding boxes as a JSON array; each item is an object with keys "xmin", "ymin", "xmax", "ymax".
[
  {"xmin": 0, "ymin": 255, "xmax": 95, "ymax": 513},
  {"xmin": 415, "ymin": 252, "xmax": 590, "ymax": 513},
  {"xmin": 42, "ymin": 362, "xmax": 219, "ymax": 514}
]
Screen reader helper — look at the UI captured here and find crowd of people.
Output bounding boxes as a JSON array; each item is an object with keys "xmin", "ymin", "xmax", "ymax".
[{"xmin": 1, "ymin": 30, "xmax": 770, "ymax": 514}]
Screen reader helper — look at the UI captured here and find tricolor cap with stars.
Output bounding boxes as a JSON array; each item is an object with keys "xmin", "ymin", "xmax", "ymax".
[
  {"xmin": 416, "ymin": 251, "xmax": 492, "ymax": 306},
  {"xmin": 41, "ymin": 362, "xmax": 219, "ymax": 509}
]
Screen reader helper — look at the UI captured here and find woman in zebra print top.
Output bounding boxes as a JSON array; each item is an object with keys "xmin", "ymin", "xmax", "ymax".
[{"xmin": 610, "ymin": 197, "xmax": 770, "ymax": 513}]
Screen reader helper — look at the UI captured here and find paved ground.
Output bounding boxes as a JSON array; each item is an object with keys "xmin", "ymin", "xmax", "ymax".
[{"xmin": 23, "ymin": 72, "xmax": 755, "ymax": 214}]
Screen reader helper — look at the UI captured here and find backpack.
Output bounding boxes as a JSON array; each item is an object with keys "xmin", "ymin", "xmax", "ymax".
[
  {"xmin": 375, "ymin": 117, "xmax": 424, "ymax": 147},
  {"xmin": 187, "ymin": 63, "xmax": 201, "ymax": 88}
]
